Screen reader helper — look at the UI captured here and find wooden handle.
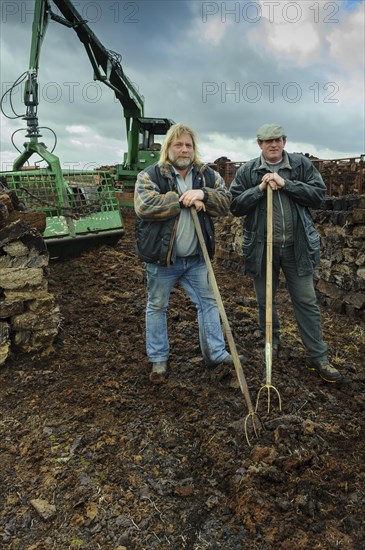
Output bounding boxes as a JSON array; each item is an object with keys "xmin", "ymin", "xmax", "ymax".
[
  {"xmin": 265, "ymin": 185, "xmax": 273, "ymax": 383},
  {"xmin": 190, "ymin": 207, "xmax": 254, "ymax": 413}
]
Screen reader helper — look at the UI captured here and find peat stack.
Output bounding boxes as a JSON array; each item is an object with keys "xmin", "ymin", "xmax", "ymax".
[{"xmin": 0, "ymin": 189, "xmax": 61, "ymax": 365}]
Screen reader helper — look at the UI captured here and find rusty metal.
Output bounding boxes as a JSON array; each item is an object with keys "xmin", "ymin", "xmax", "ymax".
[
  {"xmin": 210, "ymin": 155, "xmax": 364, "ymax": 195},
  {"xmin": 311, "ymin": 156, "xmax": 364, "ymax": 195}
]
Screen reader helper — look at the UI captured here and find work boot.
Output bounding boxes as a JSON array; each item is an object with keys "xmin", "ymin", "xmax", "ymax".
[
  {"xmin": 306, "ymin": 359, "xmax": 341, "ymax": 383},
  {"xmin": 205, "ymin": 353, "xmax": 248, "ymax": 369},
  {"xmin": 220, "ymin": 353, "xmax": 248, "ymax": 366},
  {"xmin": 151, "ymin": 361, "xmax": 168, "ymax": 375}
]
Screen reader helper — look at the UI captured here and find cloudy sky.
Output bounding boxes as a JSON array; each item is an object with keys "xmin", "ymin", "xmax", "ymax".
[{"xmin": 0, "ymin": 0, "xmax": 364, "ymax": 171}]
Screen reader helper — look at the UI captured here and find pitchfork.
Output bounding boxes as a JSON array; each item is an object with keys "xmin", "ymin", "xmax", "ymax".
[
  {"xmin": 256, "ymin": 184, "xmax": 282, "ymax": 414},
  {"xmin": 190, "ymin": 206, "xmax": 262, "ymax": 445}
]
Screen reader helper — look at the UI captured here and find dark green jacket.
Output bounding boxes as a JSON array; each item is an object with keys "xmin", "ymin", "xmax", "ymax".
[{"xmin": 230, "ymin": 152, "xmax": 326, "ymax": 277}]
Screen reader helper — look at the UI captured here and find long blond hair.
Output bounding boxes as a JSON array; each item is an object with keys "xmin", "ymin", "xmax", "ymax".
[{"xmin": 159, "ymin": 123, "xmax": 201, "ymax": 164}]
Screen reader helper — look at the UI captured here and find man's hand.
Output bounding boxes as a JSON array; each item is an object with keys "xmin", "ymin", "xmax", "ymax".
[
  {"xmin": 179, "ymin": 189, "xmax": 205, "ymax": 207},
  {"xmin": 192, "ymin": 200, "xmax": 206, "ymax": 212},
  {"xmin": 259, "ymin": 172, "xmax": 285, "ymax": 192}
]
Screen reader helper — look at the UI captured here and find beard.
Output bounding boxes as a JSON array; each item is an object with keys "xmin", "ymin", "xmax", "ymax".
[{"xmin": 168, "ymin": 152, "xmax": 193, "ymax": 170}]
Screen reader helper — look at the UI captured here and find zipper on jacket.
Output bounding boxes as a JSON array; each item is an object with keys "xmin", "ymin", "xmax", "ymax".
[{"xmin": 277, "ymin": 191, "xmax": 286, "ymax": 248}]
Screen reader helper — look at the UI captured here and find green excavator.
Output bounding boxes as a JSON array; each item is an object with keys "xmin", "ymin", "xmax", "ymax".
[{"xmin": 0, "ymin": 0, "xmax": 174, "ymax": 258}]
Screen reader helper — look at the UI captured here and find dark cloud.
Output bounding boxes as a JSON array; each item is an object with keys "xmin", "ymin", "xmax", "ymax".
[{"xmin": 1, "ymin": 0, "xmax": 364, "ymax": 168}]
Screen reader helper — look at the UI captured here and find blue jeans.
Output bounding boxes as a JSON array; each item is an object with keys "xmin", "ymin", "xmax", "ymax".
[
  {"xmin": 253, "ymin": 245, "xmax": 328, "ymax": 360},
  {"xmin": 145, "ymin": 256, "xmax": 228, "ymax": 364}
]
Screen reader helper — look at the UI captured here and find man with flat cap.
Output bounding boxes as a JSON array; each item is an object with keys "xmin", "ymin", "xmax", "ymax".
[{"xmin": 229, "ymin": 123, "xmax": 341, "ymax": 383}]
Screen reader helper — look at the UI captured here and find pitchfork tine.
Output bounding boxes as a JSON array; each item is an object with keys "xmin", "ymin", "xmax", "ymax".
[
  {"xmin": 256, "ymin": 383, "xmax": 282, "ymax": 414},
  {"xmin": 244, "ymin": 411, "xmax": 264, "ymax": 446}
]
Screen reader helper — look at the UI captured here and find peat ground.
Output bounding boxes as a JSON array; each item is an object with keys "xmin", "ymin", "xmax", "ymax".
[{"xmin": 1, "ymin": 214, "xmax": 364, "ymax": 549}]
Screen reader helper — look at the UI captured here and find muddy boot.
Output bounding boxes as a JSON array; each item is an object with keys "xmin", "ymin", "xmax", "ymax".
[
  {"xmin": 149, "ymin": 361, "xmax": 168, "ymax": 384},
  {"xmin": 306, "ymin": 359, "xmax": 341, "ymax": 383},
  {"xmin": 220, "ymin": 353, "xmax": 248, "ymax": 365}
]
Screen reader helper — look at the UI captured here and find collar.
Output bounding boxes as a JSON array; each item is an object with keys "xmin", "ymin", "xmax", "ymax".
[
  {"xmin": 171, "ymin": 164, "xmax": 194, "ymax": 178},
  {"xmin": 159, "ymin": 162, "xmax": 199, "ymax": 179},
  {"xmin": 258, "ymin": 150, "xmax": 292, "ymax": 171}
]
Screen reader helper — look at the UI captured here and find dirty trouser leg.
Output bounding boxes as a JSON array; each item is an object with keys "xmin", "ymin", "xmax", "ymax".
[
  {"xmin": 253, "ymin": 247, "xmax": 281, "ymax": 346},
  {"xmin": 145, "ymin": 262, "xmax": 180, "ymax": 363},
  {"xmin": 280, "ymin": 246, "xmax": 328, "ymax": 360},
  {"xmin": 179, "ymin": 256, "xmax": 228, "ymax": 365}
]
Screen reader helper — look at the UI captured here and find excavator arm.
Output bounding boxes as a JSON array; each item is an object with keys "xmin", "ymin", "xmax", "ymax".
[
  {"xmin": 49, "ymin": 0, "xmax": 174, "ymax": 173},
  {"xmin": 21, "ymin": 0, "xmax": 173, "ymax": 173},
  {"xmin": 49, "ymin": 0, "xmax": 145, "ymax": 169}
]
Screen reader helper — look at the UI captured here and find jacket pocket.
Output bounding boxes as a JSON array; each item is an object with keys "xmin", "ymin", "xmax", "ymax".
[
  {"xmin": 304, "ymin": 218, "xmax": 320, "ymax": 267},
  {"xmin": 135, "ymin": 219, "xmax": 165, "ymax": 263},
  {"xmin": 306, "ymin": 223, "xmax": 320, "ymax": 250},
  {"xmin": 242, "ymin": 230, "xmax": 257, "ymax": 262}
]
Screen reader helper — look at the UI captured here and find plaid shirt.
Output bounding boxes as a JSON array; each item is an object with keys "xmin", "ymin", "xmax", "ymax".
[{"xmin": 134, "ymin": 162, "xmax": 231, "ymax": 220}]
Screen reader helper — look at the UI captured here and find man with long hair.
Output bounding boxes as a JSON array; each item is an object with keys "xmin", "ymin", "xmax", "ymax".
[{"xmin": 135, "ymin": 123, "xmax": 243, "ymax": 378}]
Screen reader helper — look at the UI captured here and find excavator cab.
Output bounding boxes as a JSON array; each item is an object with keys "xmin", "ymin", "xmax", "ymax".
[
  {"xmin": 127, "ymin": 116, "xmax": 174, "ymax": 173},
  {"xmin": 115, "ymin": 117, "xmax": 175, "ymax": 206},
  {"xmin": 138, "ymin": 118, "xmax": 174, "ymax": 152}
]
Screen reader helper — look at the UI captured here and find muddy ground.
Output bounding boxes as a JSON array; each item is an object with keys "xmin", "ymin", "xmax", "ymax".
[{"xmin": 1, "ymin": 212, "xmax": 364, "ymax": 550}]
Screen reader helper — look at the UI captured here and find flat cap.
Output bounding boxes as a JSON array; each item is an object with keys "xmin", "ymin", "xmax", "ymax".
[{"xmin": 257, "ymin": 123, "xmax": 286, "ymax": 140}]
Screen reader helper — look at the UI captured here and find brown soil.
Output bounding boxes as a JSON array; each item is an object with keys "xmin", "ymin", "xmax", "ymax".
[{"xmin": 1, "ymin": 213, "xmax": 364, "ymax": 550}]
